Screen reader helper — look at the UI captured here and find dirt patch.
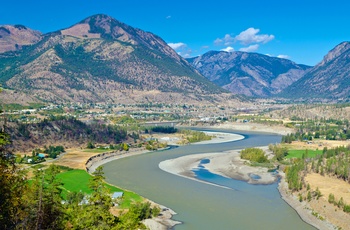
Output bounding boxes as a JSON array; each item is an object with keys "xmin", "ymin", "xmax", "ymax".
[
  {"xmin": 288, "ymin": 140, "xmax": 350, "ymax": 150},
  {"xmin": 304, "ymin": 173, "xmax": 350, "ymax": 229},
  {"xmin": 53, "ymin": 148, "xmax": 102, "ymax": 169}
]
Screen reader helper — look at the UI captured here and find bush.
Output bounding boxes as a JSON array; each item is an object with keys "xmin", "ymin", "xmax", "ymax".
[
  {"xmin": 240, "ymin": 148, "xmax": 269, "ymax": 163},
  {"xmin": 328, "ymin": 193, "xmax": 335, "ymax": 204}
]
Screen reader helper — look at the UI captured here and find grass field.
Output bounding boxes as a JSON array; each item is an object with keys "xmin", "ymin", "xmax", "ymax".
[
  {"xmin": 286, "ymin": 149, "xmax": 323, "ymax": 159},
  {"xmin": 56, "ymin": 169, "xmax": 143, "ymax": 208},
  {"xmin": 83, "ymin": 148, "xmax": 114, "ymax": 153}
]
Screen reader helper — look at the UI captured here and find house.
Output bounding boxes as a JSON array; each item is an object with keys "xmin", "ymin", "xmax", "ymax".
[
  {"xmin": 112, "ymin": 192, "xmax": 124, "ymax": 206},
  {"xmin": 112, "ymin": 192, "xmax": 123, "ymax": 199}
]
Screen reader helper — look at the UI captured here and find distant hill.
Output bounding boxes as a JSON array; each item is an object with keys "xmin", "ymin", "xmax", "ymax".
[
  {"xmin": 281, "ymin": 42, "xmax": 350, "ymax": 100},
  {"xmin": 187, "ymin": 51, "xmax": 311, "ymax": 97},
  {"xmin": 0, "ymin": 14, "xmax": 227, "ymax": 104},
  {"xmin": 6, "ymin": 117, "xmax": 127, "ymax": 152}
]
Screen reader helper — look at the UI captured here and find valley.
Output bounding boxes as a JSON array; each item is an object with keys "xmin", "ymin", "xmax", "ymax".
[{"xmin": 1, "ymin": 11, "xmax": 350, "ymax": 230}]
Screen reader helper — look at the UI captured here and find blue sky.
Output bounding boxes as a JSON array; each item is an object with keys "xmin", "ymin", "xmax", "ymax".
[{"xmin": 1, "ymin": 0, "xmax": 349, "ymax": 66}]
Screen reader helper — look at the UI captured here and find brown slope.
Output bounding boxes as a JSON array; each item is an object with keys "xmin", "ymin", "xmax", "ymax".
[{"xmin": 0, "ymin": 25, "xmax": 42, "ymax": 53}]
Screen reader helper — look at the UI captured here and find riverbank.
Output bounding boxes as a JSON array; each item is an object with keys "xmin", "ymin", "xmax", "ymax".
[
  {"xmin": 278, "ymin": 173, "xmax": 337, "ymax": 230},
  {"xmin": 205, "ymin": 122, "xmax": 294, "ymax": 135}
]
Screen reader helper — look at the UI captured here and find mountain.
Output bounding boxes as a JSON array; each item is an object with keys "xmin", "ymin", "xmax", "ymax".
[
  {"xmin": 281, "ymin": 42, "xmax": 350, "ymax": 100},
  {"xmin": 0, "ymin": 25, "xmax": 42, "ymax": 53},
  {"xmin": 187, "ymin": 51, "xmax": 311, "ymax": 97},
  {"xmin": 0, "ymin": 14, "xmax": 227, "ymax": 104}
]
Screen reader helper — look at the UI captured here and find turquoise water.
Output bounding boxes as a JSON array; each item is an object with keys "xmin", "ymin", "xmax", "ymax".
[{"xmin": 103, "ymin": 130, "xmax": 316, "ymax": 230}]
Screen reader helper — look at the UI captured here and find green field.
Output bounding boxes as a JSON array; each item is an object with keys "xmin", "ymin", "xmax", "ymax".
[
  {"xmin": 286, "ymin": 149, "xmax": 323, "ymax": 159},
  {"xmin": 82, "ymin": 148, "xmax": 114, "ymax": 153},
  {"xmin": 56, "ymin": 169, "xmax": 143, "ymax": 208}
]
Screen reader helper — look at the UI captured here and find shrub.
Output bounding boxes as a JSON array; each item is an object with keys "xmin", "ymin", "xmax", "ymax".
[{"xmin": 240, "ymin": 148, "xmax": 269, "ymax": 163}]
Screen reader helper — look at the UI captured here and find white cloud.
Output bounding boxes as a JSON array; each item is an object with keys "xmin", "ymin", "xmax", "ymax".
[
  {"xmin": 169, "ymin": 42, "xmax": 192, "ymax": 58},
  {"xmin": 214, "ymin": 34, "xmax": 234, "ymax": 46},
  {"xmin": 235, "ymin": 28, "xmax": 274, "ymax": 45},
  {"xmin": 214, "ymin": 38, "xmax": 223, "ymax": 46},
  {"xmin": 221, "ymin": 46, "xmax": 235, "ymax": 52},
  {"xmin": 168, "ymin": 42, "xmax": 186, "ymax": 50},
  {"xmin": 178, "ymin": 49, "xmax": 192, "ymax": 58},
  {"xmin": 277, "ymin": 54, "xmax": 290, "ymax": 59},
  {"xmin": 239, "ymin": 44, "xmax": 259, "ymax": 52}
]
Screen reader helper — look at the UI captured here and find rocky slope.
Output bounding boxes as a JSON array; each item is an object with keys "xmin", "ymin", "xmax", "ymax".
[
  {"xmin": 0, "ymin": 25, "xmax": 42, "ymax": 53},
  {"xmin": 281, "ymin": 42, "xmax": 350, "ymax": 100},
  {"xmin": 0, "ymin": 14, "xmax": 227, "ymax": 105},
  {"xmin": 187, "ymin": 51, "xmax": 311, "ymax": 97}
]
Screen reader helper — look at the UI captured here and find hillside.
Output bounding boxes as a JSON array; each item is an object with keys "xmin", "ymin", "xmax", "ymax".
[
  {"xmin": 0, "ymin": 25, "xmax": 42, "ymax": 53},
  {"xmin": 0, "ymin": 14, "xmax": 227, "ymax": 105},
  {"xmin": 187, "ymin": 51, "xmax": 311, "ymax": 97},
  {"xmin": 6, "ymin": 116, "xmax": 127, "ymax": 152},
  {"xmin": 281, "ymin": 42, "xmax": 350, "ymax": 100}
]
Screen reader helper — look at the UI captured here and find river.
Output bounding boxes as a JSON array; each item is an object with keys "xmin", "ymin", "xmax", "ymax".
[{"xmin": 103, "ymin": 129, "xmax": 316, "ymax": 230}]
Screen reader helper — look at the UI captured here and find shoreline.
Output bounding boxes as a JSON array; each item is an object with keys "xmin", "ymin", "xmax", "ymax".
[
  {"xmin": 278, "ymin": 173, "xmax": 337, "ymax": 230},
  {"xmin": 198, "ymin": 122, "xmax": 294, "ymax": 136},
  {"xmin": 158, "ymin": 147, "xmax": 338, "ymax": 230}
]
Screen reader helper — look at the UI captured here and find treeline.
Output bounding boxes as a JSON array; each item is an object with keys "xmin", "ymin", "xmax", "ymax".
[
  {"xmin": 44, "ymin": 145, "xmax": 65, "ymax": 158},
  {"xmin": 148, "ymin": 126, "xmax": 178, "ymax": 134},
  {"xmin": 7, "ymin": 116, "xmax": 128, "ymax": 151},
  {"xmin": 282, "ymin": 118, "xmax": 350, "ymax": 143},
  {"xmin": 285, "ymin": 146, "xmax": 350, "ymax": 191}
]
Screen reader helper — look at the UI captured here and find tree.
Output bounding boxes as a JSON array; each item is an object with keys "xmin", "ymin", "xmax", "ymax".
[
  {"xmin": 68, "ymin": 166, "xmax": 118, "ymax": 229},
  {"xmin": 27, "ymin": 164, "xmax": 64, "ymax": 229},
  {"xmin": 87, "ymin": 141, "xmax": 95, "ymax": 149},
  {"xmin": 0, "ymin": 104, "xmax": 28, "ymax": 229}
]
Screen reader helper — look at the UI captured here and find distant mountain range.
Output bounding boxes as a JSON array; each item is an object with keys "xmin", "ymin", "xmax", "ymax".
[
  {"xmin": 188, "ymin": 42, "xmax": 350, "ymax": 100},
  {"xmin": 187, "ymin": 51, "xmax": 311, "ymax": 97},
  {"xmin": 0, "ymin": 14, "xmax": 227, "ymax": 104},
  {"xmin": 0, "ymin": 14, "xmax": 349, "ymax": 103}
]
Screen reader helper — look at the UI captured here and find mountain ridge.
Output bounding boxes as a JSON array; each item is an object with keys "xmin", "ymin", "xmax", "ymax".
[
  {"xmin": 187, "ymin": 51, "xmax": 311, "ymax": 97},
  {"xmin": 0, "ymin": 14, "xmax": 229, "ymax": 105},
  {"xmin": 281, "ymin": 41, "xmax": 350, "ymax": 100}
]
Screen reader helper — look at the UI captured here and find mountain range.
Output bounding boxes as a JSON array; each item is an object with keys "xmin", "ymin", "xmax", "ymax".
[
  {"xmin": 0, "ymin": 14, "xmax": 229, "ymax": 105},
  {"xmin": 187, "ymin": 51, "xmax": 311, "ymax": 97},
  {"xmin": 0, "ymin": 14, "xmax": 349, "ymax": 103}
]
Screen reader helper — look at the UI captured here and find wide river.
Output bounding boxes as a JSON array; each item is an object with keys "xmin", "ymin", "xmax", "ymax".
[{"xmin": 103, "ymin": 129, "xmax": 316, "ymax": 230}]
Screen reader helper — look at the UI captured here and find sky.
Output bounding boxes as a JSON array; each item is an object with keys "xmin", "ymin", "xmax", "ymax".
[{"xmin": 1, "ymin": 0, "xmax": 349, "ymax": 66}]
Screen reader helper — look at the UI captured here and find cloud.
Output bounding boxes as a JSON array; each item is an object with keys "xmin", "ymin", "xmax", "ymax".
[
  {"xmin": 201, "ymin": 45, "xmax": 210, "ymax": 49},
  {"xmin": 235, "ymin": 28, "xmax": 274, "ymax": 45},
  {"xmin": 166, "ymin": 15, "xmax": 171, "ymax": 19},
  {"xmin": 168, "ymin": 42, "xmax": 186, "ymax": 50},
  {"xmin": 168, "ymin": 42, "xmax": 192, "ymax": 58},
  {"xmin": 178, "ymin": 49, "xmax": 192, "ymax": 58},
  {"xmin": 277, "ymin": 54, "xmax": 290, "ymax": 59},
  {"xmin": 239, "ymin": 44, "xmax": 259, "ymax": 52},
  {"xmin": 221, "ymin": 46, "xmax": 235, "ymax": 52},
  {"xmin": 214, "ymin": 34, "xmax": 234, "ymax": 46}
]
